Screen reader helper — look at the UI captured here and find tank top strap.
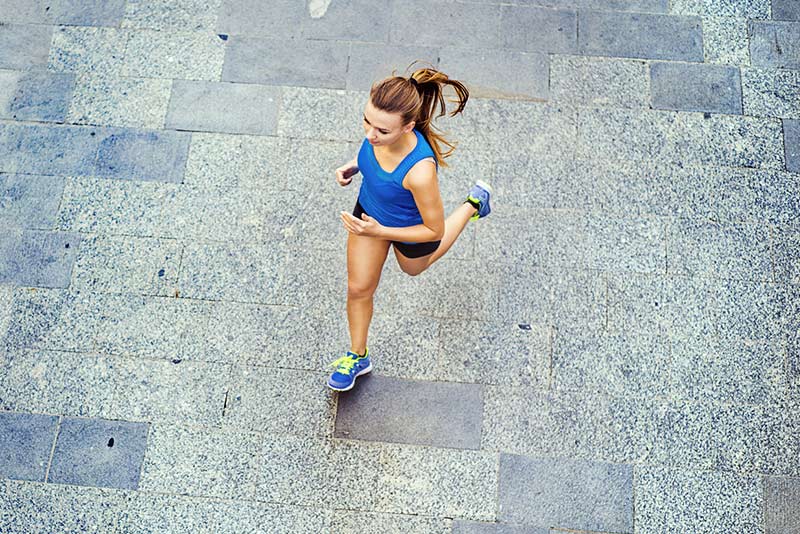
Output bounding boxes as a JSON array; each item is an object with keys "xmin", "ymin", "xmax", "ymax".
[{"xmin": 393, "ymin": 130, "xmax": 437, "ymax": 178}]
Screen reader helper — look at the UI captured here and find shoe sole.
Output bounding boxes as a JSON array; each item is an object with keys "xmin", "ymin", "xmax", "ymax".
[
  {"xmin": 475, "ymin": 179, "xmax": 493, "ymax": 196},
  {"xmin": 327, "ymin": 363, "xmax": 372, "ymax": 392}
]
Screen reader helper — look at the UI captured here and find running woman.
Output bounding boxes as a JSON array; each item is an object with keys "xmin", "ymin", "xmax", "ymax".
[{"xmin": 327, "ymin": 66, "xmax": 492, "ymax": 391}]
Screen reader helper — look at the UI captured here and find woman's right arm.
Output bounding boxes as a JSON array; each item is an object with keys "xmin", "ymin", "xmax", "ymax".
[{"xmin": 335, "ymin": 157, "xmax": 359, "ymax": 186}]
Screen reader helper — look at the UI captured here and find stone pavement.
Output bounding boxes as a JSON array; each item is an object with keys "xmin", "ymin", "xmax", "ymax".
[{"xmin": 0, "ymin": 0, "xmax": 799, "ymax": 532}]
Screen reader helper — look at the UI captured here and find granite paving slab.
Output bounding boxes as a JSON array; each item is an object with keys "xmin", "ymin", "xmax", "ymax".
[
  {"xmin": 346, "ymin": 43, "xmax": 439, "ymax": 92},
  {"xmin": 0, "ymin": 229, "xmax": 80, "ymax": 288},
  {"xmin": 710, "ymin": 166, "xmax": 800, "ymax": 225},
  {"xmin": 549, "ymin": 55, "xmax": 649, "ymax": 108},
  {"xmin": 765, "ymin": 476, "xmax": 800, "ymax": 534},
  {"xmin": 439, "ymin": 47, "xmax": 549, "ymax": 100},
  {"xmin": 702, "ymin": 16, "xmax": 750, "ymax": 65},
  {"xmin": 0, "ymin": 23, "xmax": 53, "ymax": 71},
  {"xmin": 749, "ymin": 20, "xmax": 800, "ymax": 69},
  {"xmin": 0, "ymin": 412, "xmax": 58, "ymax": 482},
  {"xmin": 498, "ymin": 5, "xmax": 577, "ymax": 54},
  {"xmin": 0, "ymin": 70, "xmax": 74, "ymax": 123},
  {"xmin": 48, "ymin": 26, "xmax": 129, "ymax": 76},
  {"xmin": 0, "ymin": 174, "xmax": 65, "ymax": 230},
  {"xmin": 331, "ymin": 511, "xmax": 451, "ymax": 534},
  {"xmin": 122, "ymin": 0, "xmax": 223, "ymax": 31},
  {"xmin": 773, "ymin": 226, "xmax": 800, "ymax": 284},
  {"xmin": 742, "ymin": 68, "xmax": 800, "ymax": 119},
  {"xmin": 785, "ymin": 119, "xmax": 800, "ymax": 173},
  {"xmin": 67, "ymin": 73, "xmax": 171, "ymax": 129},
  {"xmin": 276, "ymin": 86, "xmax": 366, "ymax": 142},
  {"xmin": 773, "ymin": 0, "xmax": 800, "ymax": 20},
  {"xmin": 121, "ymin": 29, "xmax": 225, "ymax": 81},
  {"xmin": 670, "ymin": 0, "xmax": 769, "ymax": 17},
  {"xmin": 650, "ymin": 61, "xmax": 742, "ymax": 114},
  {"xmin": 49, "ymin": 0, "xmax": 127, "ymax": 26}
]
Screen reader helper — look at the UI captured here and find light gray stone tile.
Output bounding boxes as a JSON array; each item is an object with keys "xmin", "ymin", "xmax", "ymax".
[
  {"xmin": 582, "ymin": 213, "xmax": 666, "ymax": 273},
  {"xmin": 714, "ymin": 278, "xmax": 786, "ymax": 342},
  {"xmin": 749, "ymin": 20, "xmax": 800, "ymax": 70},
  {"xmin": 0, "ymin": 174, "xmax": 65, "ymax": 230},
  {"xmin": 0, "ymin": 70, "xmax": 74, "ymax": 122},
  {"xmin": 765, "ymin": 476, "xmax": 800, "ymax": 534},
  {"xmin": 0, "ymin": 0, "xmax": 53, "ymax": 24},
  {"xmin": 277, "ymin": 86, "xmax": 366, "ymax": 142},
  {"xmin": 786, "ymin": 119, "xmax": 800, "ymax": 173},
  {"xmin": 0, "ymin": 285, "xmax": 11, "ymax": 341},
  {"xmin": 301, "ymin": 0, "xmax": 391, "ymax": 42},
  {"xmin": 711, "ymin": 167, "xmax": 800, "ymax": 225},
  {"xmin": 375, "ymin": 442, "xmax": 497, "ymax": 521},
  {"xmin": 702, "ymin": 16, "xmax": 750, "ymax": 65},
  {"xmin": 183, "ymin": 132, "xmax": 285, "ymax": 189},
  {"xmin": 68, "ymin": 73, "xmax": 171, "ymax": 129},
  {"xmin": 334, "ymin": 374, "xmax": 484, "ymax": 449},
  {"xmin": 117, "ymin": 491, "xmax": 219, "ymax": 533},
  {"xmin": 223, "ymin": 36, "xmax": 348, "ymax": 89},
  {"xmin": 122, "ymin": 0, "xmax": 223, "ymax": 30},
  {"xmin": 389, "ymin": 0, "xmax": 502, "ymax": 49},
  {"xmin": 332, "ymin": 511, "xmax": 451, "ymax": 534},
  {"xmin": 216, "ymin": 0, "xmax": 305, "ymax": 39},
  {"xmin": 48, "ymin": 26, "xmax": 129, "ymax": 76},
  {"xmin": 0, "ymin": 23, "xmax": 53, "ymax": 71},
  {"xmin": 773, "ymin": 226, "xmax": 800, "ymax": 284},
  {"xmin": 166, "ymin": 80, "xmax": 280, "ymax": 135},
  {"xmin": 71, "ymin": 234, "xmax": 181, "ymax": 296},
  {"xmin": 346, "ymin": 43, "xmax": 439, "ymax": 92},
  {"xmin": 667, "ymin": 219, "xmax": 773, "ymax": 281},
  {"xmin": 606, "ymin": 272, "xmax": 669, "ymax": 334},
  {"xmin": 121, "ymin": 29, "xmax": 225, "ymax": 81},
  {"xmin": 634, "ymin": 466, "xmax": 763, "ymax": 534},
  {"xmin": 499, "ymin": 5, "xmax": 577, "ymax": 54},
  {"xmin": 670, "ymin": 0, "xmax": 769, "ymax": 17},
  {"xmin": 578, "ymin": 10, "xmax": 703, "ymax": 61},
  {"xmin": 742, "ymin": 67, "xmax": 800, "ymax": 120},
  {"xmin": 138, "ymin": 423, "xmax": 261, "ymax": 499},
  {"xmin": 650, "ymin": 61, "xmax": 742, "ymax": 114},
  {"xmin": 209, "ymin": 500, "xmax": 329, "ymax": 534},
  {"xmin": 439, "ymin": 47, "xmax": 549, "ymax": 100},
  {"xmin": 223, "ymin": 365, "xmax": 337, "ymax": 437},
  {"xmin": 358, "ymin": 313, "xmax": 441, "ymax": 380},
  {"xmin": 550, "ymin": 55, "xmax": 649, "ymax": 108},
  {"xmin": 498, "ymin": 454, "xmax": 633, "ymax": 532}
]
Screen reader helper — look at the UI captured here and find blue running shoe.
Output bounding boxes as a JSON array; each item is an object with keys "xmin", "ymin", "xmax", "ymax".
[
  {"xmin": 327, "ymin": 348, "xmax": 372, "ymax": 391},
  {"xmin": 466, "ymin": 180, "xmax": 492, "ymax": 221}
]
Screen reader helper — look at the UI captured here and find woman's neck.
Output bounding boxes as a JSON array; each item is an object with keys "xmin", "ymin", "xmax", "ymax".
[{"xmin": 379, "ymin": 130, "xmax": 416, "ymax": 156}]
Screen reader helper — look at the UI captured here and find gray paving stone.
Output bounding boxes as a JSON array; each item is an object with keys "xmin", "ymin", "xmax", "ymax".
[
  {"xmin": 0, "ymin": 285, "xmax": 11, "ymax": 339},
  {"xmin": 0, "ymin": 123, "xmax": 102, "ymax": 176},
  {"xmin": 774, "ymin": 226, "xmax": 800, "ymax": 284},
  {"xmin": 138, "ymin": 423, "xmax": 261, "ymax": 499},
  {"xmin": 71, "ymin": 234, "xmax": 181, "ymax": 296},
  {"xmin": 549, "ymin": 55, "xmax": 648, "ymax": 108},
  {"xmin": 223, "ymin": 365, "xmax": 336, "ymax": 437},
  {"xmin": 334, "ymin": 374, "xmax": 484, "ymax": 449},
  {"xmin": 711, "ymin": 166, "xmax": 800, "ymax": 224},
  {"xmin": 436, "ymin": 319, "xmax": 550, "ymax": 387},
  {"xmin": 0, "ymin": 0, "xmax": 53, "ymax": 24},
  {"xmin": 0, "ymin": 23, "xmax": 53, "ymax": 70},
  {"xmin": 0, "ymin": 229, "xmax": 80, "ymax": 288},
  {"xmin": 389, "ymin": 0, "xmax": 502, "ymax": 49},
  {"xmin": 276, "ymin": 86, "xmax": 371, "ymax": 142},
  {"xmin": 634, "ymin": 466, "xmax": 763, "ymax": 533},
  {"xmin": 122, "ymin": 0, "xmax": 223, "ymax": 30},
  {"xmin": 0, "ymin": 70, "xmax": 74, "ymax": 123},
  {"xmin": 0, "ymin": 174, "xmax": 65, "ymax": 230},
  {"xmin": 183, "ymin": 132, "xmax": 284, "ymax": 189},
  {"xmin": 452, "ymin": 522, "xmax": 549, "ymax": 534},
  {"xmin": 499, "ymin": 5, "xmax": 577, "ymax": 54},
  {"xmin": 670, "ymin": 0, "xmax": 769, "ymax": 17},
  {"xmin": 1, "ymin": 479, "xmax": 123, "ymax": 533},
  {"xmin": 666, "ymin": 219, "xmax": 773, "ymax": 281},
  {"xmin": 750, "ymin": 20, "xmax": 800, "ymax": 69},
  {"xmin": 0, "ymin": 412, "xmax": 58, "ymax": 482},
  {"xmin": 216, "ymin": 0, "xmax": 305, "ymax": 39},
  {"xmin": 578, "ymin": 10, "xmax": 703, "ymax": 61},
  {"xmin": 702, "ymin": 16, "xmax": 750, "ymax": 65},
  {"xmin": 742, "ymin": 68, "xmax": 800, "ymax": 119},
  {"xmin": 48, "ymin": 26, "xmax": 129, "ymax": 76},
  {"xmin": 96, "ymin": 128, "xmax": 191, "ymax": 183},
  {"xmin": 0, "ymin": 349, "xmax": 116, "ymax": 416},
  {"xmin": 301, "ymin": 0, "xmax": 391, "ymax": 42},
  {"xmin": 116, "ymin": 491, "xmax": 220, "ymax": 533},
  {"xmin": 374, "ymin": 443, "xmax": 497, "ymax": 520},
  {"xmin": 223, "ymin": 36, "xmax": 348, "ymax": 89},
  {"xmin": 650, "ymin": 61, "xmax": 742, "ymax": 114},
  {"xmin": 166, "ymin": 80, "xmax": 280, "ymax": 135},
  {"xmin": 715, "ymin": 278, "xmax": 786, "ymax": 342},
  {"xmin": 68, "ymin": 73, "xmax": 172, "ymax": 129},
  {"xmin": 439, "ymin": 47, "xmax": 549, "ymax": 100},
  {"xmin": 551, "ymin": 328, "xmax": 669, "ymax": 397},
  {"xmin": 498, "ymin": 454, "xmax": 633, "ymax": 532},
  {"xmin": 765, "ymin": 476, "xmax": 800, "ymax": 534},
  {"xmin": 209, "ymin": 500, "xmax": 329, "ymax": 534},
  {"xmin": 785, "ymin": 119, "xmax": 800, "ymax": 173},
  {"xmin": 48, "ymin": 416, "xmax": 149, "ymax": 489},
  {"xmin": 50, "ymin": 0, "xmax": 126, "ymax": 26},
  {"xmin": 773, "ymin": 0, "xmax": 800, "ymax": 20},
  {"xmin": 346, "ymin": 43, "xmax": 439, "ymax": 92},
  {"xmin": 121, "ymin": 29, "xmax": 225, "ymax": 81},
  {"xmin": 332, "ymin": 511, "xmax": 451, "ymax": 534}
]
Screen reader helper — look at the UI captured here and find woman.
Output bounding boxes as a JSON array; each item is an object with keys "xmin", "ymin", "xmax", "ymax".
[{"xmin": 327, "ymin": 66, "xmax": 492, "ymax": 391}]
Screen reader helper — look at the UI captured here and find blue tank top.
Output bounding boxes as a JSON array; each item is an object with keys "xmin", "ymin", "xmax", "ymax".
[{"xmin": 356, "ymin": 129, "xmax": 438, "ymax": 233}]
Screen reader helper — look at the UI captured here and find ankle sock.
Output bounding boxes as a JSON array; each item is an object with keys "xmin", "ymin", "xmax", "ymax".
[{"xmin": 465, "ymin": 198, "xmax": 480, "ymax": 211}]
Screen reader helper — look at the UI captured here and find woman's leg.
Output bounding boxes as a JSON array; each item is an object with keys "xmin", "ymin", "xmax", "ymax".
[
  {"xmin": 347, "ymin": 232, "xmax": 391, "ymax": 355},
  {"xmin": 395, "ymin": 202, "xmax": 477, "ymax": 276}
]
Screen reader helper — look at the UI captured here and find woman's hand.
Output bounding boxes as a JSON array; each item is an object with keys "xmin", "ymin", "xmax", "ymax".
[
  {"xmin": 336, "ymin": 161, "xmax": 359, "ymax": 186},
  {"xmin": 340, "ymin": 211, "xmax": 383, "ymax": 238}
]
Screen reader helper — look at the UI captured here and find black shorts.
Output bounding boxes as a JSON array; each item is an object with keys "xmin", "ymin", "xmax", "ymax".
[{"xmin": 353, "ymin": 200, "xmax": 441, "ymax": 259}]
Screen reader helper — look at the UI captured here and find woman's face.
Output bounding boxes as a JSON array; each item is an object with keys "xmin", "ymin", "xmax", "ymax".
[{"xmin": 362, "ymin": 100, "xmax": 414, "ymax": 147}]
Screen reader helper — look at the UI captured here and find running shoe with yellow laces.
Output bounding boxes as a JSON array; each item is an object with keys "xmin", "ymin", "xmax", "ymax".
[
  {"xmin": 327, "ymin": 348, "xmax": 372, "ymax": 391},
  {"xmin": 465, "ymin": 180, "xmax": 492, "ymax": 221}
]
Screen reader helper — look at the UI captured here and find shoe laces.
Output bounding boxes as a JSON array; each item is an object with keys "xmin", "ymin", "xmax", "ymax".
[{"xmin": 329, "ymin": 354, "xmax": 358, "ymax": 375}]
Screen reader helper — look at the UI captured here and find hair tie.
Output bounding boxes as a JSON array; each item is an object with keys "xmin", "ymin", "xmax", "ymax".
[{"xmin": 408, "ymin": 77, "xmax": 419, "ymax": 88}]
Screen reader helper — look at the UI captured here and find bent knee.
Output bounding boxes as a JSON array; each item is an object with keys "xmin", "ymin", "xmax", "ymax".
[{"xmin": 399, "ymin": 264, "xmax": 426, "ymax": 277}]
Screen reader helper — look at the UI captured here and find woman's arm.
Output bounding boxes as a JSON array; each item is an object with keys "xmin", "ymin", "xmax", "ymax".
[{"xmin": 379, "ymin": 159, "xmax": 444, "ymax": 242}]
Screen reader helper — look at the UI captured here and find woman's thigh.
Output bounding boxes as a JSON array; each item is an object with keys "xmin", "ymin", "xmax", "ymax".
[{"xmin": 346, "ymin": 232, "xmax": 391, "ymax": 295}]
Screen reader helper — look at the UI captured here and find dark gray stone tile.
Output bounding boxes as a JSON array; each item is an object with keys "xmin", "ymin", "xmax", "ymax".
[
  {"xmin": 785, "ymin": 119, "xmax": 800, "ymax": 173},
  {"xmin": 223, "ymin": 36, "xmax": 349, "ymax": 89},
  {"xmin": 48, "ymin": 417, "xmax": 149, "ymax": 489},
  {"xmin": 578, "ymin": 10, "xmax": 703, "ymax": 61},
  {"xmin": 498, "ymin": 453, "xmax": 633, "ymax": 532},
  {"xmin": 216, "ymin": 0, "xmax": 305, "ymax": 39},
  {"xmin": 0, "ymin": 0, "xmax": 53, "ymax": 23},
  {"xmin": 0, "ymin": 71, "xmax": 75, "ymax": 122},
  {"xmin": 334, "ymin": 374, "xmax": 484, "ymax": 449},
  {"xmin": 0, "ymin": 412, "xmax": 58, "ymax": 482},
  {"xmin": 302, "ymin": 0, "xmax": 391, "ymax": 42},
  {"xmin": 346, "ymin": 43, "xmax": 438, "ymax": 92},
  {"xmin": 0, "ymin": 174, "xmax": 65, "ymax": 230},
  {"xmin": 50, "ymin": 0, "xmax": 126, "ymax": 26},
  {"xmin": 499, "ymin": 5, "xmax": 577, "ymax": 54},
  {"xmin": 166, "ymin": 80, "xmax": 280, "ymax": 135},
  {"xmin": 389, "ymin": 0, "xmax": 502, "ymax": 49},
  {"xmin": 650, "ymin": 61, "xmax": 742, "ymax": 114},
  {"xmin": 95, "ymin": 128, "xmax": 191, "ymax": 182},
  {"xmin": 773, "ymin": 0, "xmax": 800, "ymax": 20},
  {"xmin": 0, "ymin": 23, "xmax": 53, "ymax": 70},
  {"xmin": 453, "ymin": 522, "xmax": 548, "ymax": 534},
  {"xmin": 749, "ymin": 20, "xmax": 800, "ymax": 69},
  {"xmin": 439, "ymin": 47, "xmax": 549, "ymax": 100},
  {"xmin": 0, "ymin": 123, "xmax": 102, "ymax": 176},
  {"xmin": 765, "ymin": 476, "xmax": 800, "ymax": 534},
  {"xmin": 0, "ymin": 230, "xmax": 80, "ymax": 288}
]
